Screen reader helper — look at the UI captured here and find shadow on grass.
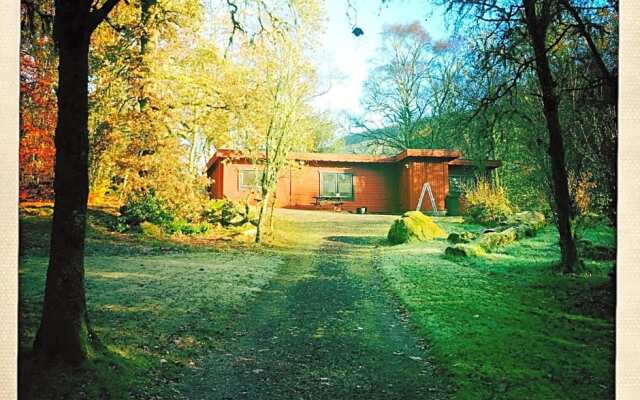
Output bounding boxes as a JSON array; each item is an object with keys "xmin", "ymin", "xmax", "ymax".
[
  {"xmin": 181, "ymin": 243, "xmax": 451, "ymax": 400},
  {"xmin": 19, "ymin": 204, "xmax": 251, "ymax": 259},
  {"xmin": 19, "ymin": 342, "xmax": 142, "ymax": 400},
  {"xmin": 325, "ymin": 235, "xmax": 389, "ymax": 247}
]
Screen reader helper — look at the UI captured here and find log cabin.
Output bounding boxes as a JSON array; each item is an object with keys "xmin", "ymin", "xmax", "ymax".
[{"xmin": 205, "ymin": 149, "xmax": 500, "ymax": 215}]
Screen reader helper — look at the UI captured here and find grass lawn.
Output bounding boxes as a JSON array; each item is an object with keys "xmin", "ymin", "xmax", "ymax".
[
  {"xmin": 376, "ymin": 216, "xmax": 615, "ymax": 399},
  {"xmin": 19, "ymin": 205, "xmax": 282, "ymax": 399},
  {"xmin": 19, "ymin": 205, "xmax": 615, "ymax": 399}
]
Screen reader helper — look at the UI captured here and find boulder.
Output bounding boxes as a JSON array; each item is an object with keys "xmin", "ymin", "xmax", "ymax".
[
  {"xmin": 445, "ymin": 244, "xmax": 486, "ymax": 257},
  {"xmin": 447, "ymin": 231, "xmax": 477, "ymax": 244},
  {"xmin": 505, "ymin": 211, "xmax": 546, "ymax": 234},
  {"xmin": 232, "ymin": 222, "xmax": 257, "ymax": 238},
  {"xmin": 387, "ymin": 211, "xmax": 447, "ymax": 245},
  {"xmin": 444, "ymin": 211, "xmax": 546, "ymax": 258},
  {"xmin": 478, "ymin": 227, "xmax": 518, "ymax": 251}
]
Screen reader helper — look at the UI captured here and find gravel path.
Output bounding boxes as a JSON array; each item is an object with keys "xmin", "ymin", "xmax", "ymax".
[{"xmin": 181, "ymin": 212, "xmax": 449, "ymax": 399}]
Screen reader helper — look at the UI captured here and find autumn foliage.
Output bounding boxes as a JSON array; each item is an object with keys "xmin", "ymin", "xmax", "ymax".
[{"xmin": 20, "ymin": 37, "xmax": 56, "ymax": 201}]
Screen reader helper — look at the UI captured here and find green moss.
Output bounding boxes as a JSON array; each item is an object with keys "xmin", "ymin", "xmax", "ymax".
[
  {"xmin": 447, "ymin": 231, "xmax": 477, "ymax": 244},
  {"xmin": 478, "ymin": 227, "xmax": 518, "ymax": 251},
  {"xmin": 387, "ymin": 211, "xmax": 447, "ymax": 244},
  {"xmin": 445, "ymin": 243, "xmax": 486, "ymax": 257},
  {"xmin": 505, "ymin": 211, "xmax": 546, "ymax": 233}
]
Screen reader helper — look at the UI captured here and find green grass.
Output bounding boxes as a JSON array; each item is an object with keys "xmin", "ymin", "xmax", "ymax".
[
  {"xmin": 19, "ymin": 206, "xmax": 615, "ymax": 399},
  {"xmin": 19, "ymin": 205, "xmax": 281, "ymax": 399},
  {"xmin": 376, "ymin": 218, "xmax": 615, "ymax": 400}
]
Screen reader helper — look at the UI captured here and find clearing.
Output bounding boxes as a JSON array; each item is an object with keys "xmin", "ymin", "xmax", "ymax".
[{"xmin": 19, "ymin": 206, "xmax": 614, "ymax": 399}]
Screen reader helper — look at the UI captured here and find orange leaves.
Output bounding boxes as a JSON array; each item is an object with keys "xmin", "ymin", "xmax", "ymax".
[{"xmin": 20, "ymin": 42, "xmax": 57, "ymax": 200}]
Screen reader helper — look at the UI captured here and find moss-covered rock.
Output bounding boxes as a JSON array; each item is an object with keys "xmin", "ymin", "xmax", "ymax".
[
  {"xmin": 387, "ymin": 211, "xmax": 447, "ymax": 244},
  {"xmin": 479, "ymin": 227, "xmax": 518, "ymax": 251},
  {"xmin": 447, "ymin": 231, "xmax": 477, "ymax": 244},
  {"xmin": 445, "ymin": 211, "xmax": 546, "ymax": 258},
  {"xmin": 505, "ymin": 211, "xmax": 546, "ymax": 234},
  {"xmin": 445, "ymin": 244, "xmax": 487, "ymax": 257}
]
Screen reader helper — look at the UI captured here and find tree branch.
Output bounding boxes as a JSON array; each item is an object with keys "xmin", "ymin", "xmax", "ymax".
[{"xmin": 89, "ymin": 0, "xmax": 122, "ymax": 33}]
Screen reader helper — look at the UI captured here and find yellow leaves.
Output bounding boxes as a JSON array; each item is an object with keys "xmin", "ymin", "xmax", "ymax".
[{"xmin": 86, "ymin": 0, "xmax": 330, "ymax": 217}]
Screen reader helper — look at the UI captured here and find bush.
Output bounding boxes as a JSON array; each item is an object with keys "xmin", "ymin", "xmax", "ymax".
[
  {"xmin": 574, "ymin": 212, "xmax": 610, "ymax": 231},
  {"xmin": 464, "ymin": 179, "xmax": 513, "ymax": 226},
  {"xmin": 568, "ymin": 171, "xmax": 597, "ymax": 216},
  {"xmin": 164, "ymin": 219, "xmax": 212, "ymax": 236},
  {"xmin": 576, "ymin": 239, "xmax": 615, "ymax": 261},
  {"xmin": 388, "ymin": 211, "xmax": 447, "ymax": 244},
  {"xmin": 139, "ymin": 222, "xmax": 164, "ymax": 239},
  {"xmin": 118, "ymin": 190, "xmax": 174, "ymax": 228},
  {"xmin": 203, "ymin": 199, "xmax": 248, "ymax": 226}
]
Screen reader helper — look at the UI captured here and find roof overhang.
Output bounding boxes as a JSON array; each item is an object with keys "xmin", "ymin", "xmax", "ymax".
[
  {"xmin": 206, "ymin": 148, "xmax": 498, "ymax": 174},
  {"xmin": 392, "ymin": 149, "xmax": 462, "ymax": 162},
  {"xmin": 449, "ymin": 159, "xmax": 502, "ymax": 169}
]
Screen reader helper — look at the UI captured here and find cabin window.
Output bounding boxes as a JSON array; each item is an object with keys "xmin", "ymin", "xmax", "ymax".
[
  {"xmin": 238, "ymin": 169, "xmax": 260, "ymax": 191},
  {"xmin": 319, "ymin": 172, "xmax": 354, "ymax": 200}
]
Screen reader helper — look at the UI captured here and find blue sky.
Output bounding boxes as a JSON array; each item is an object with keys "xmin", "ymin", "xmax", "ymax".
[{"xmin": 313, "ymin": 0, "xmax": 452, "ymax": 117}]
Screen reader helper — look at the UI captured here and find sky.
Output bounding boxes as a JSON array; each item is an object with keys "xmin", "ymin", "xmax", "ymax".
[{"xmin": 313, "ymin": 0, "xmax": 452, "ymax": 117}]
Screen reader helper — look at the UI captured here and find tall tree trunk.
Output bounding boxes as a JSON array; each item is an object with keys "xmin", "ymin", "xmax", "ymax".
[
  {"xmin": 188, "ymin": 130, "xmax": 199, "ymax": 174},
  {"xmin": 523, "ymin": 0, "xmax": 579, "ymax": 273},
  {"xmin": 268, "ymin": 190, "xmax": 278, "ymax": 234},
  {"xmin": 34, "ymin": 3, "xmax": 92, "ymax": 364},
  {"xmin": 255, "ymin": 190, "xmax": 271, "ymax": 243},
  {"xmin": 34, "ymin": 0, "xmax": 121, "ymax": 365}
]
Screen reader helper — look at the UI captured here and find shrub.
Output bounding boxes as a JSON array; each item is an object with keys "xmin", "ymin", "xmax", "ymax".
[
  {"xmin": 118, "ymin": 190, "xmax": 174, "ymax": 228},
  {"xmin": 576, "ymin": 239, "xmax": 615, "ymax": 261},
  {"xmin": 164, "ymin": 219, "xmax": 211, "ymax": 236},
  {"xmin": 203, "ymin": 199, "xmax": 248, "ymax": 226},
  {"xmin": 568, "ymin": 171, "xmax": 597, "ymax": 216},
  {"xmin": 574, "ymin": 212, "xmax": 610, "ymax": 231},
  {"xmin": 464, "ymin": 179, "xmax": 513, "ymax": 226},
  {"xmin": 388, "ymin": 211, "xmax": 447, "ymax": 244},
  {"xmin": 139, "ymin": 222, "xmax": 164, "ymax": 239}
]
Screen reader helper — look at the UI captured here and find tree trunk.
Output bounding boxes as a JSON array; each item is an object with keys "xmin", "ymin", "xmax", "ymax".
[
  {"xmin": 34, "ymin": 3, "xmax": 93, "ymax": 364},
  {"xmin": 268, "ymin": 190, "xmax": 278, "ymax": 234},
  {"xmin": 523, "ymin": 0, "xmax": 579, "ymax": 273},
  {"xmin": 255, "ymin": 190, "xmax": 271, "ymax": 243}
]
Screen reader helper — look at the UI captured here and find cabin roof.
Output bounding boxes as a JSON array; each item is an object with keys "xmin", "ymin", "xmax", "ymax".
[
  {"xmin": 448, "ymin": 158, "xmax": 501, "ymax": 169},
  {"xmin": 206, "ymin": 148, "xmax": 469, "ymax": 172}
]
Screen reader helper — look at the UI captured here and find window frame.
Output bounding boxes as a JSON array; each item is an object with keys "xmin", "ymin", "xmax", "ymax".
[
  {"xmin": 319, "ymin": 172, "xmax": 354, "ymax": 200},
  {"xmin": 238, "ymin": 169, "xmax": 260, "ymax": 191}
]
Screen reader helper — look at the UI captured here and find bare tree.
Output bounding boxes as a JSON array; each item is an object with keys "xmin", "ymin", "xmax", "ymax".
[{"xmin": 354, "ymin": 22, "xmax": 459, "ymax": 153}]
